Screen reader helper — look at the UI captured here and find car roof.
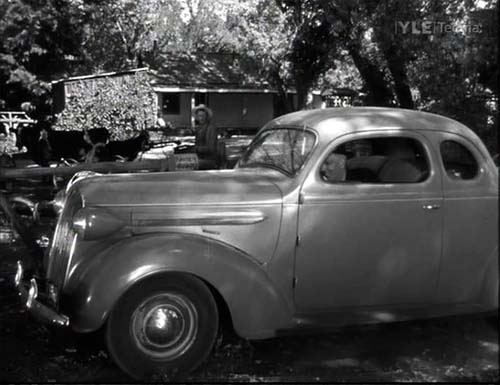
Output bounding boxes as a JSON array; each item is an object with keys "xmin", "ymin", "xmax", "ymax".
[{"xmin": 269, "ymin": 107, "xmax": 475, "ymax": 141}]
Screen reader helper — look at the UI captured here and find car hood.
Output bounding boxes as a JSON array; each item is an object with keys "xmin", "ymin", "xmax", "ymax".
[{"xmin": 73, "ymin": 168, "xmax": 285, "ymax": 207}]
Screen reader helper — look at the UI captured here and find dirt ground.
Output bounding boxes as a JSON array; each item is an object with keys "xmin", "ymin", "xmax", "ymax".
[{"xmin": 0, "ymin": 243, "xmax": 498, "ymax": 382}]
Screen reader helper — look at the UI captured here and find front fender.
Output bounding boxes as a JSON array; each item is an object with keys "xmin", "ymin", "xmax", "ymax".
[{"xmin": 62, "ymin": 232, "xmax": 293, "ymax": 338}]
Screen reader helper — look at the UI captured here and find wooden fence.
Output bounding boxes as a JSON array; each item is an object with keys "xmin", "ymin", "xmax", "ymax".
[{"xmin": 0, "ymin": 157, "xmax": 176, "ymax": 180}]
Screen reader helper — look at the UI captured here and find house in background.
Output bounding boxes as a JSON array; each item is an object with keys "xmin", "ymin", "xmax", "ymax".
[
  {"xmin": 150, "ymin": 53, "xmax": 277, "ymax": 132},
  {"xmin": 52, "ymin": 54, "xmax": 280, "ymax": 134},
  {"xmin": 52, "ymin": 53, "xmax": 355, "ymax": 134}
]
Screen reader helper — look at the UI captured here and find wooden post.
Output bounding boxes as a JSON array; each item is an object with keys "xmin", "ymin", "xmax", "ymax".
[{"xmin": 191, "ymin": 92, "xmax": 196, "ymax": 131}]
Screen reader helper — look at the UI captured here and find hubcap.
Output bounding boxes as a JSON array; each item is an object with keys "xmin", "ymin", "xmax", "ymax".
[
  {"xmin": 131, "ymin": 293, "xmax": 198, "ymax": 359},
  {"xmin": 144, "ymin": 305, "xmax": 185, "ymax": 347}
]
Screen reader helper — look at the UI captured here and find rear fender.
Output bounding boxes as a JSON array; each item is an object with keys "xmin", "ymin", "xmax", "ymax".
[
  {"xmin": 479, "ymin": 246, "xmax": 499, "ymax": 310},
  {"xmin": 63, "ymin": 232, "xmax": 293, "ymax": 338}
]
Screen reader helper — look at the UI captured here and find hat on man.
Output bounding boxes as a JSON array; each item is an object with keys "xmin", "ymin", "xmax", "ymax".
[{"xmin": 193, "ymin": 104, "xmax": 213, "ymax": 120}]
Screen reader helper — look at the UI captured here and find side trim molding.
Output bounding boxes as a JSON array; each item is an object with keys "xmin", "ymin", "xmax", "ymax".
[{"xmin": 132, "ymin": 210, "xmax": 267, "ymax": 227}]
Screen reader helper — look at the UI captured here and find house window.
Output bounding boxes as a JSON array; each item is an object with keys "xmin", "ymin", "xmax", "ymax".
[{"xmin": 161, "ymin": 93, "xmax": 180, "ymax": 115}]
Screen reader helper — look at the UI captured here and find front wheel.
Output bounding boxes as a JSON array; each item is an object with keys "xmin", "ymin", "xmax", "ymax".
[{"xmin": 106, "ymin": 273, "xmax": 219, "ymax": 380}]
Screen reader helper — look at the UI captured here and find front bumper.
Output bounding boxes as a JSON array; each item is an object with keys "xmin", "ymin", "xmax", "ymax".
[{"xmin": 15, "ymin": 260, "xmax": 69, "ymax": 327}]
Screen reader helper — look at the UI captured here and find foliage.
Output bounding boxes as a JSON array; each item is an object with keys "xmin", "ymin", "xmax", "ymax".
[
  {"xmin": 79, "ymin": 0, "xmax": 238, "ymax": 72},
  {"xmin": 0, "ymin": 0, "xmax": 496, "ymax": 152},
  {"xmin": 279, "ymin": 0, "xmax": 343, "ymax": 108},
  {"xmin": 320, "ymin": 55, "xmax": 364, "ymax": 92},
  {"xmin": 224, "ymin": 0, "xmax": 295, "ymax": 111},
  {"xmin": 53, "ymin": 71, "xmax": 156, "ymax": 140},
  {"xmin": 402, "ymin": 0, "xmax": 498, "ymax": 153},
  {"xmin": 0, "ymin": 0, "xmax": 86, "ymax": 118},
  {"xmin": 284, "ymin": 0, "xmax": 497, "ymax": 150},
  {"xmin": 78, "ymin": 0, "xmax": 182, "ymax": 72},
  {"xmin": 225, "ymin": 0, "xmax": 357, "ymax": 110}
]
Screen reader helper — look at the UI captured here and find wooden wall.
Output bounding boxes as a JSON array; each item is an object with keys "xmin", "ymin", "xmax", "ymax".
[{"xmin": 158, "ymin": 92, "xmax": 275, "ymax": 131}]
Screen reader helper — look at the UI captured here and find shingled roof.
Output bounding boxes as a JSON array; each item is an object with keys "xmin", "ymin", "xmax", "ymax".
[{"xmin": 150, "ymin": 52, "xmax": 270, "ymax": 89}]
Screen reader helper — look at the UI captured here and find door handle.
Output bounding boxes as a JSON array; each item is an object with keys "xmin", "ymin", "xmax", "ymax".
[{"xmin": 422, "ymin": 204, "xmax": 440, "ymax": 210}]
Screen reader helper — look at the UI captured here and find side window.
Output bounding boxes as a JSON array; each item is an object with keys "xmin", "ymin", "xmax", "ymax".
[
  {"xmin": 320, "ymin": 137, "xmax": 430, "ymax": 184},
  {"xmin": 440, "ymin": 140, "xmax": 479, "ymax": 180}
]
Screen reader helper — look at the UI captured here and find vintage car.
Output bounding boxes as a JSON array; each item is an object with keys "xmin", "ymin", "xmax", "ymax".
[{"xmin": 15, "ymin": 107, "xmax": 498, "ymax": 380}]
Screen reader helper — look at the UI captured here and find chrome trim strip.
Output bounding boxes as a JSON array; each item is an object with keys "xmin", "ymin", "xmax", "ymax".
[
  {"xmin": 133, "ymin": 210, "xmax": 267, "ymax": 227},
  {"xmin": 63, "ymin": 233, "xmax": 79, "ymax": 284},
  {"xmin": 93, "ymin": 200, "xmax": 281, "ymax": 208}
]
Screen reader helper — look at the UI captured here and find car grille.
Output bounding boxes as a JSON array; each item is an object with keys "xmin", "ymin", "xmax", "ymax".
[{"xmin": 45, "ymin": 189, "xmax": 82, "ymax": 287}]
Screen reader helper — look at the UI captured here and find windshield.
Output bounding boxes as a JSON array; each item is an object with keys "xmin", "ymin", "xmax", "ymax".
[{"xmin": 238, "ymin": 128, "xmax": 316, "ymax": 176}]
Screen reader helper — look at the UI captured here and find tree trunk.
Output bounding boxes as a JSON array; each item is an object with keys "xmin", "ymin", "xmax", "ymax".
[
  {"xmin": 348, "ymin": 45, "xmax": 394, "ymax": 106},
  {"xmin": 385, "ymin": 51, "xmax": 414, "ymax": 109},
  {"xmin": 366, "ymin": 0, "xmax": 414, "ymax": 109},
  {"xmin": 270, "ymin": 68, "xmax": 294, "ymax": 114},
  {"xmin": 296, "ymin": 85, "xmax": 308, "ymax": 110}
]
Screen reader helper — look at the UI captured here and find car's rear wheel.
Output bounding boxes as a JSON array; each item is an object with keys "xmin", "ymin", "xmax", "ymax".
[{"xmin": 106, "ymin": 273, "xmax": 218, "ymax": 380}]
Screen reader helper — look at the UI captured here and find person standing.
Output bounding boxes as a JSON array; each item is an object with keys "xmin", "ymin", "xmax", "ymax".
[
  {"xmin": 193, "ymin": 104, "xmax": 219, "ymax": 169},
  {"xmin": 303, "ymin": 92, "xmax": 315, "ymax": 110}
]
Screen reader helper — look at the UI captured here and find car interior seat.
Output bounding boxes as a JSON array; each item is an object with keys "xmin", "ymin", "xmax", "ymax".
[
  {"xmin": 346, "ymin": 156, "xmax": 388, "ymax": 182},
  {"xmin": 377, "ymin": 142, "xmax": 426, "ymax": 183}
]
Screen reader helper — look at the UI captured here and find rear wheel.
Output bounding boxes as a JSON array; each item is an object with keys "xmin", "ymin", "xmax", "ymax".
[{"xmin": 106, "ymin": 273, "xmax": 218, "ymax": 380}]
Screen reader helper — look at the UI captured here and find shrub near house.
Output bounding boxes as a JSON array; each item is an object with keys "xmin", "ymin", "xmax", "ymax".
[{"xmin": 53, "ymin": 69, "xmax": 156, "ymax": 141}]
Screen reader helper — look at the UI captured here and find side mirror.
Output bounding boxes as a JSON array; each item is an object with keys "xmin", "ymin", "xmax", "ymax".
[{"xmin": 321, "ymin": 153, "xmax": 346, "ymax": 182}]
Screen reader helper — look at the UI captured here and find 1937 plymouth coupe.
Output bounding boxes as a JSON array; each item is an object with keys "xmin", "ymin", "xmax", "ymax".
[{"xmin": 15, "ymin": 108, "xmax": 498, "ymax": 379}]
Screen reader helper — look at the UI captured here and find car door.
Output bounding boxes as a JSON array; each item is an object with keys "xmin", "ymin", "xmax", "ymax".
[
  {"xmin": 294, "ymin": 131, "xmax": 443, "ymax": 311},
  {"xmin": 431, "ymin": 132, "xmax": 499, "ymax": 305}
]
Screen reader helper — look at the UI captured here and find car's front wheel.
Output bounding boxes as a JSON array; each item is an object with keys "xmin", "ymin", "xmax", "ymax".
[{"xmin": 106, "ymin": 273, "xmax": 219, "ymax": 380}]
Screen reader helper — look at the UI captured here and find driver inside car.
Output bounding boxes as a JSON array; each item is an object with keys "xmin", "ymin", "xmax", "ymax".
[{"xmin": 320, "ymin": 153, "xmax": 347, "ymax": 182}]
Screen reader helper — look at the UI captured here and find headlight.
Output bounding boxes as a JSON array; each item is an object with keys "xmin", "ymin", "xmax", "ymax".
[{"xmin": 72, "ymin": 208, "xmax": 125, "ymax": 241}]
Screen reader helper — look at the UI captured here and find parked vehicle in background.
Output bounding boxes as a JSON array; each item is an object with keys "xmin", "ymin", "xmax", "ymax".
[{"xmin": 14, "ymin": 107, "xmax": 498, "ymax": 380}]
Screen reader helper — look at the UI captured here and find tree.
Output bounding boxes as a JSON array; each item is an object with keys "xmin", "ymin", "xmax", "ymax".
[
  {"xmin": 1, "ymin": 0, "xmax": 496, "ymax": 154},
  {"xmin": 79, "ymin": 0, "xmax": 185, "ymax": 71},
  {"xmin": 225, "ymin": 0, "xmax": 296, "ymax": 112},
  {"xmin": 225, "ymin": 0, "xmax": 346, "ymax": 111},
  {"xmin": 381, "ymin": 0, "xmax": 497, "ymax": 152},
  {"xmin": 79, "ymin": 0, "xmax": 237, "ymax": 72},
  {"xmin": 282, "ymin": 0, "xmax": 341, "ymax": 108},
  {"xmin": 0, "ymin": 0, "xmax": 86, "ymax": 118}
]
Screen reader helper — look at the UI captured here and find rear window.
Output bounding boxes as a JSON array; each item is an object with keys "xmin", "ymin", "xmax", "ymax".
[{"xmin": 440, "ymin": 140, "xmax": 479, "ymax": 180}]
